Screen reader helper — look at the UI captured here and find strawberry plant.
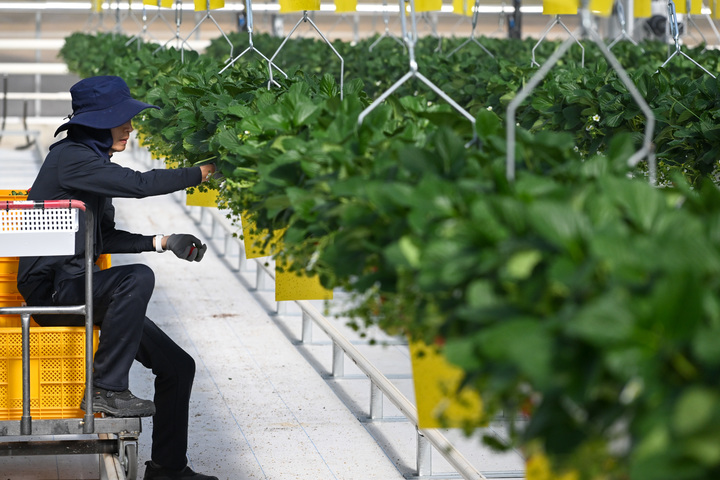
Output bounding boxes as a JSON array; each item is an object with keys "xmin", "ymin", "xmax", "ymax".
[{"xmin": 58, "ymin": 31, "xmax": 720, "ymax": 480}]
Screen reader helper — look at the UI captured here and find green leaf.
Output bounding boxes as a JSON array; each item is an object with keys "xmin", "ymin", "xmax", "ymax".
[{"xmin": 673, "ymin": 388, "xmax": 717, "ymax": 436}]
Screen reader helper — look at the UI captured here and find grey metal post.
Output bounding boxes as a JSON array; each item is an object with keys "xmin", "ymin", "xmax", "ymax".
[
  {"xmin": 83, "ymin": 207, "xmax": 95, "ymax": 434},
  {"xmin": 35, "ymin": 12, "xmax": 41, "ymax": 118},
  {"xmin": 369, "ymin": 382, "xmax": 383, "ymax": 419},
  {"xmin": 332, "ymin": 342, "xmax": 344, "ymax": 377},
  {"xmin": 301, "ymin": 310, "xmax": 313, "ymax": 343},
  {"xmin": 20, "ymin": 313, "xmax": 32, "ymax": 435},
  {"xmin": 416, "ymin": 429, "xmax": 432, "ymax": 476}
]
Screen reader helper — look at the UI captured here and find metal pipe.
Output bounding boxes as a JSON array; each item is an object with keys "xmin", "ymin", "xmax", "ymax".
[
  {"xmin": 332, "ymin": 342, "xmax": 344, "ymax": 377},
  {"xmin": 416, "ymin": 429, "xmax": 432, "ymax": 476},
  {"xmin": 296, "ymin": 300, "xmax": 485, "ymax": 480},
  {"xmin": 83, "ymin": 206, "xmax": 95, "ymax": 434},
  {"xmin": 301, "ymin": 310, "xmax": 313, "ymax": 343},
  {"xmin": 20, "ymin": 313, "xmax": 32, "ymax": 435},
  {"xmin": 369, "ymin": 382, "xmax": 383, "ymax": 419}
]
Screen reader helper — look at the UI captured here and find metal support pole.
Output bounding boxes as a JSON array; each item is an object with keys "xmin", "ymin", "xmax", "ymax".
[
  {"xmin": 256, "ymin": 267, "xmax": 266, "ymax": 290},
  {"xmin": 35, "ymin": 12, "xmax": 41, "ymax": 118},
  {"xmin": 20, "ymin": 313, "xmax": 32, "ymax": 435},
  {"xmin": 369, "ymin": 382, "xmax": 383, "ymax": 419},
  {"xmin": 332, "ymin": 342, "xmax": 344, "ymax": 377},
  {"xmin": 83, "ymin": 207, "xmax": 95, "ymax": 434},
  {"xmin": 416, "ymin": 429, "xmax": 432, "ymax": 477},
  {"xmin": 301, "ymin": 311, "xmax": 313, "ymax": 343}
]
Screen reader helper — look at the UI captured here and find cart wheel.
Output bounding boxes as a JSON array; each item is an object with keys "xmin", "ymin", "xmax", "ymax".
[{"xmin": 121, "ymin": 442, "xmax": 138, "ymax": 480}]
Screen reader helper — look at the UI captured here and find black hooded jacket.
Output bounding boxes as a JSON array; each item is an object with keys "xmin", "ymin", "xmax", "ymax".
[{"xmin": 17, "ymin": 125, "xmax": 202, "ymax": 304}]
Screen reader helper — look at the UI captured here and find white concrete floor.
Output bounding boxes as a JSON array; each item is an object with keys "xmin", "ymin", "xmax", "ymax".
[{"xmin": 0, "ymin": 140, "xmax": 525, "ymax": 479}]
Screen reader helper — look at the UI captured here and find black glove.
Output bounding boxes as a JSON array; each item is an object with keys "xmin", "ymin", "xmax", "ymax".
[{"xmin": 166, "ymin": 234, "xmax": 207, "ymax": 262}]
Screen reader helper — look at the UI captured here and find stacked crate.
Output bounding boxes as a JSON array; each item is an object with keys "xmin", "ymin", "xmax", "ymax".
[{"xmin": 0, "ymin": 190, "xmax": 102, "ymax": 420}]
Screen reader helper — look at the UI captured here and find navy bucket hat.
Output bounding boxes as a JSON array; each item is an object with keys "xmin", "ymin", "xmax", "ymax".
[{"xmin": 54, "ymin": 76, "xmax": 159, "ymax": 136}]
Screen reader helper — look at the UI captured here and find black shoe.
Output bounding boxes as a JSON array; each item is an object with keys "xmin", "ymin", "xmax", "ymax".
[
  {"xmin": 143, "ymin": 461, "xmax": 219, "ymax": 480},
  {"xmin": 80, "ymin": 387, "xmax": 155, "ymax": 417}
]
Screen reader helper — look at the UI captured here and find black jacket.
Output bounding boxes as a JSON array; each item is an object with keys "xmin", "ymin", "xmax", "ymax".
[{"xmin": 17, "ymin": 139, "xmax": 202, "ymax": 304}]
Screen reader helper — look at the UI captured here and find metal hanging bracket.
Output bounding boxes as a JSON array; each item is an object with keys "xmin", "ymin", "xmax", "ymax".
[
  {"xmin": 358, "ymin": 0, "xmax": 476, "ymax": 144},
  {"xmin": 125, "ymin": 1, "xmax": 174, "ymax": 47},
  {"xmin": 219, "ymin": 0, "xmax": 287, "ymax": 77},
  {"xmin": 153, "ymin": 0, "xmax": 185, "ymax": 53},
  {"xmin": 608, "ymin": 0, "xmax": 643, "ymax": 50},
  {"xmin": 531, "ymin": 14, "xmax": 585, "ymax": 68},
  {"xmin": 369, "ymin": 0, "xmax": 406, "ymax": 51},
  {"xmin": 180, "ymin": 0, "xmax": 234, "ymax": 63},
  {"xmin": 447, "ymin": 0, "xmax": 495, "ymax": 58},
  {"xmin": 266, "ymin": 10, "xmax": 345, "ymax": 99},
  {"xmin": 507, "ymin": 0, "xmax": 656, "ymax": 185},
  {"xmin": 683, "ymin": 0, "xmax": 707, "ymax": 44},
  {"xmin": 657, "ymin": 0, "xmax": 716, "ymax": 78},
  {"xmin": 326, "ymin": 9, "xmax": 360, "ymax": 44}
]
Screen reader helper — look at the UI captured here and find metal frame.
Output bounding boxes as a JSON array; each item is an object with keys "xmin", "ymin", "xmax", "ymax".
[
  {"xmin": 179, "ymin": 202, "xmax": 491, "ymax": 480},
  {"xmin": 368, "ymin": 0, "xmax": 405, "ymax": 51},
  {"xmin": 358, "ymin": 0, "xmax": 475, "ymax": 129},
  {"xmin": 0, "ymin": 199, "xmax": 141, "ymax": 479},
  {"xmin": 446, "ymin": 0, "xmax": 495, "ymax": 58},
  {"xmin": 266, "ymin": 10, "xmax": 345, "ymax": 99},
  {"xmin": 608, "ymin": 0, "xmax": 642, "ymax": 50},
  {"xmin": 658, "ymin": 0, "xmax": 716, "ymax": 78},
  {"xmin": 128, "ymin": 141, "xmax": 525, "ymax": 479},
  {"xmin": 506, "ymin": 0, "xmax": 656, "ymax": 184},
  {"xmin": 530, "ymin": 14, "xmax": 585, "ymax": 68},
  {"xmin": 125, "ymin": 0, "xmax": 174, "ymax": 47},
  {"xmin": 180, "ymin": 0, "xmax": 234, "ymax": 63},
  {"xmin": 219, "ymin": 0, "xmax": 287, "ymax": 78},
  {"xmin": 153, "ymin": 0, "xmax": 185, "ymax": 53}
]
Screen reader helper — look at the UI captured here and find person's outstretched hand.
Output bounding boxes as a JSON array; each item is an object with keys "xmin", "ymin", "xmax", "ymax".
[{"xmin": 166, "ymin": 234, "xmax": 207, "ymax": 262}]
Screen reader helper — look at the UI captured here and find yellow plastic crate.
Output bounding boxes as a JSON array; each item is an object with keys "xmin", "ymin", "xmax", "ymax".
[
  {"xmin": 0, "ymin": 274, "xmax": 20, "ymax": 297},
  {"xmin": 0, "ymin": 326, "xmax": 100, "ymax": 420},
  {"xmin": 0, "ymin": 190, "xmax": 28, "ymax": 202},
  {"xmin": 0, "ymin": 257, "xmax": 18, "ymax": 275}
]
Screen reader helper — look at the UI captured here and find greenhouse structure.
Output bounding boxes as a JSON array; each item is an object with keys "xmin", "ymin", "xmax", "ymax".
[{"xmin": 2, "ymin": 0, "xmax": 720, "ymax": 479}]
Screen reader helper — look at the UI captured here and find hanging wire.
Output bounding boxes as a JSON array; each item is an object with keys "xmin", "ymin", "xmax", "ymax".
[
  {"xmin": 153, "ymin": 0, "xmax": 185, "ymax": 53},
  {"xmin": 84, "ymin": 1, "xmax": 107, "ymax": 33},
  {"xmin": 219, "ymin": 0, "xmax": 287, "ymax": 77},
  {"xmin": 446, "ymin": 0, "xmax": 495, "ymax": 58},
  {"xmin": 682, "ymin": 0, "xmax": 708, "ymax": 44},
  {"xmin": 608, "ymin": 0, "xmax": 643, "ymax": 50},
  {"xmin": 700, "ymin": 2, "xmax": 720, "ymax": 53},
  {"xmin": 125, "ymin": 0, "xmax": 144, "ymax": 34},
  {"xmin": 266, "ymin": 10, "xmax": 345, "ymax": 99},
  {"xmin": 418, "ymin": 11, "xmax": 443, "ymax": 52},
  {"xmin": 531, "ymin": 14, "xmax": 585, "ymax": 68},
  {"xmin": 506, "ymin": 0, "xmax": 656, "ymax": 185},
  {"xmin": 126, "ymin": 1, "xmax": 174, "ymax": 47},
  {"xmin": 369, "ymin": 0, "xmax": 406, "ymax": 51},
  {"xmin": 492, "ymin": 0, "xmax": 508, "ymax": 37},
  {"xmin": 657, "ymin": 0, "xmax": 716, "ymax": 77},
  {"xmin": 180, "ymin": 0, "xmax": 234, "ymax": 63},
  {"xmin": 358, "ymin": 0, "xmax": 477, "ymax": 142}
]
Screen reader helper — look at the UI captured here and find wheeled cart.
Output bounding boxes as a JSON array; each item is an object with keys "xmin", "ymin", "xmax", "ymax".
[{"xmin": 0, "ymin": 198, "xmax": 142, "ymax": 480}]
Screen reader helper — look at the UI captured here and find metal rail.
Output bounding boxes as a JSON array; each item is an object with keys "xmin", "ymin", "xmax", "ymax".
[{"xmin": 175, "ymin": 194, "xmax": 488, "ymax": 480}]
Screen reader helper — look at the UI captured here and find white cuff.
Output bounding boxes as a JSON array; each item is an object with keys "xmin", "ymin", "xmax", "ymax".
[{"xmin": 155, "ymin": 234, "xmax": 165, "ymax": 253}]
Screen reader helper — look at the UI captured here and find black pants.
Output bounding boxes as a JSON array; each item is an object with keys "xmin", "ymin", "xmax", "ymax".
[{"xmin": 50, "ymin": 264, "xmax": 195, "ymax": 470}]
